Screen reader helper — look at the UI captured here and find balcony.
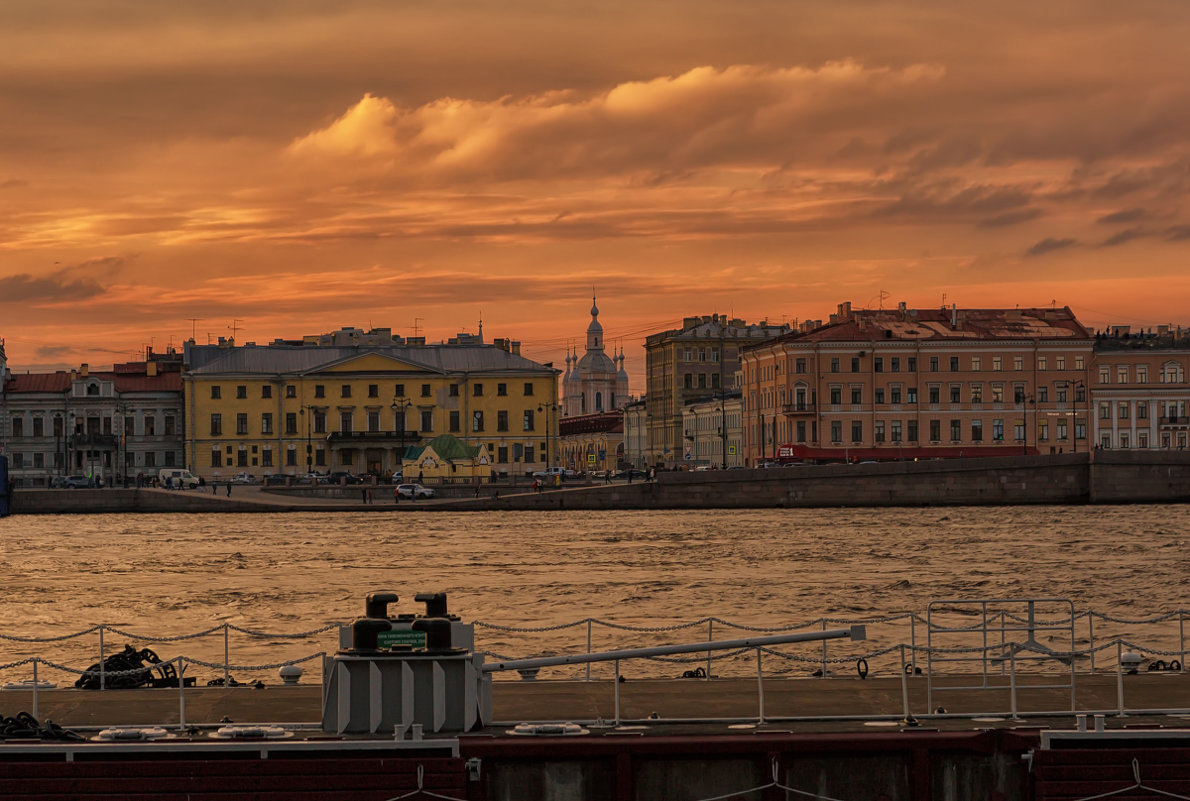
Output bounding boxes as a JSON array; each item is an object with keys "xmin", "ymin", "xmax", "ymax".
[
  {"xmin": 328, "ymin": 429, "xmax": 420, "ymax": 444},
  {"xmin": 781, "ymin": 403, "xmax": 816, "ymax": 415},
  {"xmin": 1159, "ymin": 416, "xmax": 1189, "ymax": 426}
]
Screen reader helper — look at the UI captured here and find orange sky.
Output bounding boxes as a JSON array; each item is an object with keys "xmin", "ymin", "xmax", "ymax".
[{"xmin": 3, "ymin": 1, "xmax": 1189, "ymax": 394}]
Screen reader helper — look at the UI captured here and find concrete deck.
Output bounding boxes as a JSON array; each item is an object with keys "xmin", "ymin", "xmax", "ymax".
[{"xmin": 7, "ymin": 673, "xmax": 1189, "ymax": 734}]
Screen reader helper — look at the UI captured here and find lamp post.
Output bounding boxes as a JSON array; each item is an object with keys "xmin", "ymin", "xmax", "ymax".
[
  {"xmin": 391, "ymin": 396, "xmax": 411, "ymax": 478},
  {"xmin": 53, "ymin": 412, "xmax": 63, "ymax": 477},
  {"xmin": 1073, "ymin": 380, "xmax": 1085, "ymax": 454},
  {"xmin": 537, "ymin": 403, "xmax": 557, "ymax": 470}
]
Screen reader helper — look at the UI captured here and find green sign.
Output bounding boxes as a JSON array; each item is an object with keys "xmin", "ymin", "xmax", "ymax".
[{"xmin": 378, "ymin": 629, "xmax": 426, "ymax": 649}]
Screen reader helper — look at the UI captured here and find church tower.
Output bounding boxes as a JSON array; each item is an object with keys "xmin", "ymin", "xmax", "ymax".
[{"xmin": 562, "ymin": 297, "xmax": 624, "ymax": 417}]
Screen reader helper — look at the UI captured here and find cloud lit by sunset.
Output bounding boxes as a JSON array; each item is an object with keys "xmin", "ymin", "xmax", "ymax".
[{"xmin": 2, "ymin": 0, "xmax": 1189, "ymax": 391}]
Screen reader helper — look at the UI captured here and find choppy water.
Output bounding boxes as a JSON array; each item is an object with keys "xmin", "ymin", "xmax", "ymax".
[{"xmin": 2, "ymin": 505, "xmax": 1188, "ymax": 683}]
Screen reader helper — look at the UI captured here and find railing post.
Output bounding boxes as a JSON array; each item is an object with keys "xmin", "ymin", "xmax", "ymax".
[
  {"xmin": 586, "ymin": 620, "xmax": 592, "ymax": 683},
  {"xmin": 178, "ymin": 658, "xmax": 188, "ymax": 731},
  {"xmin": 899, "ymin": 645, "xmax": 911, "ymax": 723},
  {"xmin": 820, "ymin": 619, "xmax": 827, "ymax": 678},
  {"xmin": 706, "ymin": 620, "xmax": 713, "ymax": 680},
  {"xmin": 1180, "ymin": 611, "xmax": 1186, "ymax": 673},
  {"xmin": 910, "ymin": 614, "xmax": 917, "ymax": 665},
  {"xmin": 1116, "ymin": 641, "xmax": 1125, "ymax": 717},
  {"xmin": 614, "ymin": 659, "xmax": 621, "ymax": 726},
  {"xmin": 1089, "ymin": 613, "xmax": 1096, "ymax": 672},
  {"xmin": 756, "ymin": 648, "xmax": 766, "ymax": 724},
  {"xmin": 32, "ymin": 659, "xmax": 40, "ymax": 721},
  {"xmin": 1009, "ymin": 651, "xmax": 1019, "ymax": 720},
  {"xmin": 224, "ymin": 623, "xmax": 231, "ymax": 687},
  {"xmin": 99, "ymin": 625, "xmax": 106, "ymax": 691}
]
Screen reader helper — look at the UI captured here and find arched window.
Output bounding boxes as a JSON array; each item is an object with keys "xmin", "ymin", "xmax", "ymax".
[
  {"xmin": 87, "ymin": 383, "xmax": 100, "ymax": 396},
  {"xmin": 595, "ymin": 391, "xmax": 603, "ymax": 411},
  {"xmin": 1162, "ymin": 361, "xmax": 1184, "ymax": 384}
]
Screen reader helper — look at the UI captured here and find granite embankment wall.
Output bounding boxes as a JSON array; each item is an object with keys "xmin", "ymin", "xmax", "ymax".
[{"xmin": 10, "ymin": 451, "xmax": 1190, "ymax": 514}]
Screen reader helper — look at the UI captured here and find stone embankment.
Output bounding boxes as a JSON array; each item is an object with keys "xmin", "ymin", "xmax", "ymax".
[{"xmin": 11, "ymin": 451, "xmax": 1190, "ymax": 514}]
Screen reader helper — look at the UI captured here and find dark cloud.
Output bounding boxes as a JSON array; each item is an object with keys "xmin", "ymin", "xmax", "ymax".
[
  {"xmin": 0, "ymin": 271, "xmax": 105, "ymax": 303},
  {"xmin": 1100, "ymin": 228, "xmax": 1147, "ymax": 247},
  {"xmin": 977, "ymin": 208, "xmax": 1043, "ymax": 228},
  {"xmin": 0, "ymin": 178, "xmax": 27, "ymax": 189},
  {"xmin": 1025, "ymin": 237, "xmax": 1077, "ymax": 257},
  {"xmin": 1097, "ymin": 208, "xmax": 1146, "ymax": 225},
  {"xmin": 1165, "ymin": 225, "xmax": 1190, "ymax": 241}
]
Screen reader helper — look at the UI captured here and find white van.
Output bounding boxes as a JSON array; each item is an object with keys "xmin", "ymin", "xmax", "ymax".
[{"xmin": 158, "ymin": 468, "xmax": 200, "ymax": 489}]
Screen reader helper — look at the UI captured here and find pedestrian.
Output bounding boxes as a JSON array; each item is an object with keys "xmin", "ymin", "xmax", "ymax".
[
  {"xmin": 533, "ymin": 478, "xmax": 540, "ymax": 493},
  {"xmin": 367, "ymin": 488, "xmax": 373, "ymax": 504},
  {"xmin": 226, "ymin": 482, "xmax": 231, "ymax": 497},
  {"xmin": 604, "ymin": 471, "xmax": 611, "ymax": 485},
  {"xmin": 213, "ymin": 482, "xmax": 218, "ymax": 495},
  {"xmin": 393, "ymin": 485, "xmax": 400, "ymax": 504},
  {"xmin": 418, "ymin": 470, "xmax": 424, "ymax": 483}
]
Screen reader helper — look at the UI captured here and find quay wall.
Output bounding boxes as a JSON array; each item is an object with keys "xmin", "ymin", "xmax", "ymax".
[{"xmin": 9, "ymin": 451, "xmax": 1190, "ymax": 514}]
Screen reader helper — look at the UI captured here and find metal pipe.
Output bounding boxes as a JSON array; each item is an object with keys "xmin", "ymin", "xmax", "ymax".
[
  {"xmin": 755, "ymin": 648, "xmax": 765, "ymax": 724},
  {"xmin": 482, "ymin": 626, "xmax": 865, "ymax": 673}
]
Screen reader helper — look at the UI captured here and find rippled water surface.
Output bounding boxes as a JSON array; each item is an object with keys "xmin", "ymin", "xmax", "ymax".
[{"xmin": 2, "ymin": 505, "xmax": 1188, "ymax": 680}]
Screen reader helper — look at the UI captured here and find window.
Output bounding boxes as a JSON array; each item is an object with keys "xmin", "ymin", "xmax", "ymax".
[
  {"xmin": 950, "ymin": 385, "xmax": 961, "ymax": 403},
  {"xmin": 286, "ymin": 448, "xmax": 297, "ymax": 467},
  {"xmin": 286, "ymin": 413, "xmax": 297, "ymax": 435},
  {"xmin": 340, "ymin": 411, "xmax": 353, "ymax": 433},
  {"xmin": 875, "ymin": 421, "xmax": 885, "ymax": 443},
  {"xmin": 261, "ymin": 386, "xmax": 272, "ymax": 399},
  {"xmin": 286, "ymin": 385, "xmax": 297, "ymax": 398},
  {"xmin": 993, "ymin": 419, "xmax": 1004, "ymax": 440},
  {"xmin": 684, "ymin": 374, "xmax": 693, "ymax": 389},
  {"xmin": 211, "ymin": 386, "xmax": 222, "ymax": 399},
  {"xmin": 971, "ymin": 357, "xmax": 981, "ymax": 371},
  {"xmin": 262, "ymin": 449, "xmax": 274, "ymax": 467},
  {"xmin": 829, "ymin": 387, "xmax": 842, "ymax": 404},
  {"xmin": 971, "ymin": 384, "xmax": 982, "ymax": 404},
  {"xmin": 449, "ymin": 411, "xmax": 460, "ymax": 432},
  {"xmin": 497, "ymin": 383, "xmax": 507, "ymax": 396},
  {"xmin": 907, "ymin": 387, "xmax": 918, "ymax": 404},
  {"xmin": 473, "ymin": 383, "xmax": 484, "ymax": 397},
  {"xmin": 237, "ymin": 413, "xmax": 248, "ymax": 435},
  {"xmin": 950, "ymin": 419, "xmax": 961, "ymax": 441},
  {"xmin": 992, "ymin": 356, "xmax": 1002, "ymax": 371},
  {"xmin": 874, "ymin": 357, "xmax": 883, "ymax": 373},
  {"xmin": 851, "ymin": 357, "xmax": 861, "ymax": 372},
  {"xmin": 875, "ymin": 388, "xmax": 885, "ymax": 404},
  {"xmin": 1117, "ymin": 366, "xmax": 1129, "ymax": 384},
  {"xmin": 992, "ymin": 384, "xmax": 1004, "ymax": 403},
  {"xmin": 891, "ymin": 420, "xmax": 902, "ymax": 443},
  {"xmin": 851, "ymin": 420, "xmax": 863, "ymax": 442},
  {"xmin": 971, "ymin": 420, "xmax": 983, "ymax": 442},
  {"xmin": 523, "ymin": 382, "xmax": 534, "ymax": 396},
  {"xmin": 313, "ymin": 411, "xmax": 326, "ymax": 434},
  {"xmin": 1014, "ymin": 356, "xmax": 1023, "ymax": 371},
  {"xmin": 929, "ymin": 386, "xmax": 940, "ymax": 404},
  {"xmin": 1118, "ymin": 402, "xmax": 1129, "ymax": 419},
  {"xmin": 1138, "ymin": 366, "xmax": 1148, "ymax": 384},
  {"xmin": 210, "ymin": 414, "xmax": 222, "ymax": 436},
  {"xmin": 497, "ymin": 410, "xmax": 509, "ymax": 432},
  {"xmin": 1075, "ymin": 356, "xmax": 1085, "ymax": 370},
  {"xmin": 1038, "ymin": 356, "xmax": 1047, "ymax": 371},
  {"xmin": 890, "ymin": 357, "xmax": 900, "ymax": 372},
  {"xmin": 422, "ymin": 383, "xmax": 431, "ymax": 397},
  {"xmin": 368, "ymin": 410, "xmax": 380, "ymax": 432},
  {"xmin": 525, "ymin": 445, "xmax": 535, "ymax": 463},
  {"xmin": 261, "ymin": 413, "xmax": 273, "ymax": 435},
  {"xmin": 850, "ymin": 387, "xmax": 862, "ymax": 404},
  {"xmin": 929, "ymin": 357, "xmax": 939, "ymax": 372},
  {"xmin": 907, "ymin": 420, "xmax": 918, "ymax": 441},
  {"xmin": 1137, "ymin": 404, "xmax": 1148, "ymax": 420},
  {"xmin": 1037, "ymin": 387, "xmax": 1048, "ymax": 402},
  {"xmin": 1038, "ymin": 421, "xmax": 1049, "ymax": 442},
  {"xmin": 211, "ymin": 448, "xmax": 222, "ymax": 468},
  {"xmin": 315, "ymin": 385, "xmax": 325, "ymax": 398},
  {"xmin": 890, "ymin": 386, "xmax": 902, "ymax": 404},
  {"xmin": 341, "ymin": 384, "xmax": 351, "ymax": 398},
  {"xmin": 796, "ymin": 358, "xmax": 807, "ymax": 374},
  {"xmin": 1057, "ymin": 420, "xmax": 1068, "ymax": 441},
  {"xmin": 421, "ymin": 410, "xmax": 433, "ymax": 432},
  {"xmin": 796, "ymin": 421, "xmax": 807, "ymax": 442},
  {"xmin": 1099, "ymin": 366, "xmax": 1111, "ymax": 383},
  {"xmin": 930, "ymin": 420, "xmax": 941, "ymax": 441},
  {"xmin": 907, "ymin": 357, "xmax": 917, "ymax": 372},
  {"xmin": 830, "ymin": 357, "xmax": 840, "ymax": 373},
  {"xmin": 11, "ymin": 417, "xmax": 23, "ymax": 437},
  {"xmin": 369, "ymin": 384, "xmax": 379, "ymax": 398},
  {"xmin": 949, "ymin": 356, "xmax": 959, "ymax": 371},
  {"xmin": 472, "ymin": 411, "xmax": 484, "ymax": 432},
  {"xmin": 1099, "ymin": 401, "xmax": 1111, "ymax": 419},
  {"xmin": 449, "ymin": 384, "xmax": 460, "ymax": 397},
  {"xmin": 830, "ymin": 421, "xmax": 842, "ymax": 443},
  {"xmin": 236, "ymin": 385, "xmax": 247, "ymax": 399},
  {"xmin": 1056, "ymin": 356, "xmax": 1066, "ymax": 370},
  {"xmin": 523, "ymin": 410, "xmax": 535, "ymax": 431},
  {"xmin": 498, "ymin": 446, "xmax": 508, "ymax": 463},
  {"xmin": 1056, "ymin": 385, "xmax": 1067, "ymax": 403},
  {"xmin": 1014, "ymin": 385, "xmax": 1026, "ymax": 403}
]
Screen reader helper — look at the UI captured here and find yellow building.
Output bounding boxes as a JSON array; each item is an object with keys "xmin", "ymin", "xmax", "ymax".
[
  {"xmin": 406, "ymin": 434, "xmax": 491, "ymax": 482},
  {"xmin": 182, "ymin": 329, "xmax": 559, "ymax": 480}
]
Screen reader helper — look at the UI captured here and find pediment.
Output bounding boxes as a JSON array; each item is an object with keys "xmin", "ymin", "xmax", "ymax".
[{"xmin": 317, "ymin": 353, "xmax": 428, "ymax": 373}]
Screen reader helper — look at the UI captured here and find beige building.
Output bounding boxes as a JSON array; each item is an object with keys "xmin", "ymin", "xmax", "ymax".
[
  {"xmin": 681, "ymin": 392, "xmax": 743, "ymax": 468},
  {"xmin": 559, "ymin": 411, "xmax": 623, "ymax": 474},
  {"xmin": 182, "ymin": 328, "xmax": 559, "ymax": 480},
  {"xmin": 741, "ymin": 302, "xmax": 1093, "ymax": 464},
  {"xmin": 1089, "ymin": 331, "xmax": 1190, "ymax": 450},
  {"xmin": 645, "ymin": 315, "xmax": 790, "ymax": 468}
]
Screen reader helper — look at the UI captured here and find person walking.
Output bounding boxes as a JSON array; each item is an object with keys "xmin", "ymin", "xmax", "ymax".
[
  {"xmin": 226, "ymin": 482, "xmax": 231, "ymax": 497},
  {"xmin": 393, "ymin": 485, "xmax": 400, "ymax": 504}
]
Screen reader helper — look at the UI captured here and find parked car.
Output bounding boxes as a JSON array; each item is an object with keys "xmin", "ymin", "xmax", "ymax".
[
  {"xmin": 532, "ymin": 466, "xmax": 577, "ymax": 480},
  {"xmin": 230, "ymin": 472, "xmax": 256, "ymax": 484},
  {"xmin": 326, "ymin": 472, "xmax": 362, "ymax": 485},
  {"xmin": 613, "ymin": 468, "xmax": 648, "ymax": 481},
  {"xmin": 158, "ymin": 468, "xmax": 200, "ymax": 489},
  {"xmin": 396, "ymin": 483, "xmax": 435, "ymax": 500},
  {"xmin": 52, "ymin": 475, "xmax": 91, "ymax": 488}
]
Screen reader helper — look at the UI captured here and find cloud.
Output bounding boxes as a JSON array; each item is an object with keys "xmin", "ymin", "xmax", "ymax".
[
  {"xmin": 1165, "ymin": 225, "xmax": 1190, "ymax": 241},
  {"xmin": 1097, "ymin": 208, "xmax": 1146, "ymax": 225},
  {"xmin": 1100, "ymin": 228, "xmax": 1147, "ymax": 247},
  {"xmin": 1025, "ymin": 237, "xmax": 1078, "ymax": 257},
  {"xmin": 0, "ymin": 267, "xmax": 107, "ymax": 303},
  {"xmin": 977, "ymin": 209, "xmax": 1043, "ymax": 228}
]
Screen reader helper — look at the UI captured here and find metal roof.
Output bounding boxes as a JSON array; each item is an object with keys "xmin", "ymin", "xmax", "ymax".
[{"xmin": 185, "ymin": 344, "xmax": 559, "ymax": 377}]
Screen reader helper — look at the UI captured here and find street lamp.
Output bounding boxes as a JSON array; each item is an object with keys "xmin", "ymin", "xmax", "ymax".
[
  {"xmin": 299, "ymin": 406, "xmax": 313, "ymax": 473},
  {"xmin": 1073, "ymin": 380, "xmax": 1085, "ymax": 454},
  {"xmin": 391, "ymin": 396, "xmax": 412, "ymax": 477},
  {"xmin": 537, "ymin": 403, "xmax": 557, "ymax": 469},
  {"xmin": 53, "ymin": 412, "xmax": 63, "ymax": 477}
]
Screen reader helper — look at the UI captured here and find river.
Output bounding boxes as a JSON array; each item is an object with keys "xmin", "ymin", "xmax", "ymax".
[{"xmin": 2, "ymin": 505, "xmax": 1187, "ymax": 683}]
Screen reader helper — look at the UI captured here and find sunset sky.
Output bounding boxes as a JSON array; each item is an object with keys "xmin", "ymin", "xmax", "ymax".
[{"xmin": 3, "ymin": 1, "xmax": 1189, "ymax": 393}]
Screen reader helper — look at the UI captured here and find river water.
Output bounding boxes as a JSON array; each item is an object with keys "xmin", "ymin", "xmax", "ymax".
[{"xmin": 2, "ymin": 505, "xmax": 1188, "ymax": 683}]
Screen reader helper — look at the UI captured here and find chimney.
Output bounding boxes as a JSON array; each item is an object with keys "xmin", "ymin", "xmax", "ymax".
[
  {"xmin": 146, "ymin": 361, "xmax": 158, "ymax": 377},
  {"xmin": 81, "ymin": 363, "xmax": 89, "ymax": 377},
  {"xmin": 837, "ymin": 301, "xmax": 853, "ymax": 320},
  {"xmin": 951, "ymin": 304, "xmax": 957, "ymax": 328}
]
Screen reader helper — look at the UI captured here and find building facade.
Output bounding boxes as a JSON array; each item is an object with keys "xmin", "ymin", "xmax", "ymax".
[
  {"xmin": 622, "ymin": 399, "xmax": 648, "ymax": 470},
  {"xmin": 0, "ymin": 346, "xmax": 185, "ymax": 487},
  {"xmin": 183, "ymin": 328, "xmax": 559, "ymax": 480},
  {"xmin": 1089, "ymin": 332, "xmax": 1190, "ymax": 450},
  {"xmin": 558, "ymin": 411, "xmax": 624, "ymax": 475},
  {"xmin": 645, "ymin": 315, "xmax": 790, "ymax": 468},
  {"xmin": 681, "ymin": 392, "xmax": 743, "ymax": 468},
  {"xmin": 741, "ymin": 302, "xmax": 1094, "ymax": 464}
]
